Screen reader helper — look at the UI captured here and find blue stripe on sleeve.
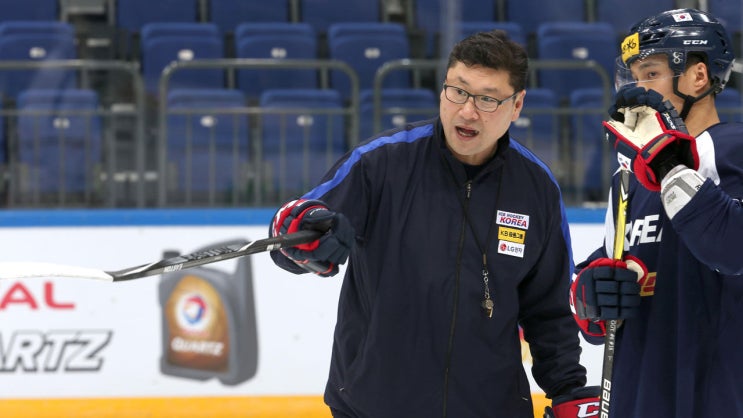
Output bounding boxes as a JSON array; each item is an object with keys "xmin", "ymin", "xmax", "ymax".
[
  {"xmin": 508, "ymin": 138, "xmax": 576, "ymax": 276},
  {"xmin": 303, "ymin": 124, "xmax": 435, "ymax": 200}
]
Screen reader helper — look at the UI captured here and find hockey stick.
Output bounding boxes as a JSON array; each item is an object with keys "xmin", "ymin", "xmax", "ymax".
[
  {"xmin": 599, "ymin": 169, "xmax": 630, "ymax": 418},
  {"xmin": 0, "ymin": 230, "xmax": 322, "ymax": 282}
]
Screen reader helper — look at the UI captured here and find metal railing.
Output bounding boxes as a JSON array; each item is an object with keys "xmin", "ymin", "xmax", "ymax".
[
  {"xmin": 1, "ymin": 57, "xmax": 741, "ymax": 208},
  {"xmin": 0, "ymin": 59, "xmax": 147, "ymax": 207},
  {"xmin": 156, "ymin": 58, "xmax": 359, "ymax": 206}
]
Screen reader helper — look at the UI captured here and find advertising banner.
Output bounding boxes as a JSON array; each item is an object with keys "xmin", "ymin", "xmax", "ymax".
[{"xmin": 0, "ymin": 209, "xmax": 606, "ymax": 417}]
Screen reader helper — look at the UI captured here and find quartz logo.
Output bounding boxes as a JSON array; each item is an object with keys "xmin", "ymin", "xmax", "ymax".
[
  {"xmin": 0, "ymin": 330, "xmax": 112, "ymax": 372},
  {"xmin": 0, "ymin": 281, "xmax": 113, "ymax": 374}
]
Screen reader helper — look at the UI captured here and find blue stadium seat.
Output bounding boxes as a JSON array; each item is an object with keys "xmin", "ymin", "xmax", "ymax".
[
  {"xmin": 140, "ymin": 23, "xmax": 225, "ymax": 95},
  {"xmin": 0, "ymin": 100, "xmax": 4, "ymax": 164},
  {"xmin": 359, "ymin": 88, "xmax": 437, "ymax": 139},
  {"xmin": 0, "ymin": 21, "xmax": 73, "ymax": 37},
  {"xmin": 535, "ymin": 22, "xmax": 616, "ymax": 101},
  {"xmin": 510, "ymin": 88, "xmax": 562, "ymax": 174},
  {"xmin": 259, "ymin": 89, "xmax": 346, "ymax": 199},
  {"xmin": 0, "ymin": 0, "xmax": 59, "ymax": 21},
  {"xmin": 209, "ymin": 0, "xmax": 290, "ymax": 34},
  {"xmin": 595, "ymin": 0, "xmax": 676, "ymax": 36},
  {"xmin": 166, "ymin": 88, "xmax": 249, "ymax": 196},
  {"xmin": 709, "ymin": 0, "xmax": 742, "ymax": 32},
  {"xmin": 458, "ymin": 21, "xmax": 527, "ymax": 47},
  {"xmin": 716, "ymin": 88, "xmax": 743, "ymax": 123},
  {"xmin": 234, "ymin": 22, "xmax": 318, "ymax": 101},
  {"xmin": 413, "ymin": 0, "xmax": 497, "ymax": 57},
  {"xmin": 327, "ymin": 22, "xmax": 411, "ymax": 101},
  {"xmin": 505, "ymin": 0, "xmax": 586, "ymax": 37},
  {"xmin": 0, "ymin": 21, "xmax": 78, "ymax": 101},
  {"xmin": 569, "ymin": 87, "xmax": 615, "ymax": 201},
  {"xmin": 116, "ymin": 0, "xmax": 199, "ymax": 34},
  {"xmin": 16, "ymin": 89, "xmax": 102, "ymax": 194},
  {"xmin": 300, "ymin": 0, "xmax": 381, "ymax": 34}
]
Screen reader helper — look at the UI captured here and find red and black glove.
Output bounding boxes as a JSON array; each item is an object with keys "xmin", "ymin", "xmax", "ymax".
[
  {"xmin": 543, "ymin": 386, "xmax": 600, "ymax": 418},
  {"xmin": 270, "ymin": 199, "xmax": 354, "ymax": 277},
  {"xmin": 570, "ymin": 256, "xmax": 645, "ymax": 337},
  {"xmin": 603, "ymin": 85, "xmax": 699, "ymax": 191}
]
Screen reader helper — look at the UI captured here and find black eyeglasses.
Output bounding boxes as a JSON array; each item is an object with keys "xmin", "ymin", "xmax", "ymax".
[{"xmin": 442, "ymin": 84, "xmax": 518, "ymax": 112}]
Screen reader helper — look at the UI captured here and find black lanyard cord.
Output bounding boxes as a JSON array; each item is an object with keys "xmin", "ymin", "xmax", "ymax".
[{"xmin": 442, "ymin": 155, "xmax": 504, "ymax": 318}]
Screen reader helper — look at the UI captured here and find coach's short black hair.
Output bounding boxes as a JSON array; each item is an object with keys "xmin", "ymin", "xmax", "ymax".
[{"xmin": 447, "ymin": 30, "xmax": 529, "ymax": 92}]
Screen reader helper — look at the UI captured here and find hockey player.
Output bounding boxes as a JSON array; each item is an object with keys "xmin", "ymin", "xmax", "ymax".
[
  {"xmin": 571, "ymin": 8, "xmax": 743, "ymax": 418},
  {"xmin": 268, "ymin": 30, "xmax": 599, "ymax": 417}
]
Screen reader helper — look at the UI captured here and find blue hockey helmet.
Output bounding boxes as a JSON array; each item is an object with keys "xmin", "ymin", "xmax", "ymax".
[{"xmin": 616, "ymin": 8, "xmax": 735, "ymax": 95}]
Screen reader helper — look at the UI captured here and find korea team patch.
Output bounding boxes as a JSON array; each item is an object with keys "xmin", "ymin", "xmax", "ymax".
[
  {"xmin": 496, "ymin": 210, "xmax": 529, "ymax": 229},
  {"xmin": 496, "ymin": 211, "xmax": 528, "ymax": 258}
]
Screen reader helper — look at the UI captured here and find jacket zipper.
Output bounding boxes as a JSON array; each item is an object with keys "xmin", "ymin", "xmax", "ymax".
[{"xmin": 442, "ymin": 180, "xmax": 472, "ymax": 418}]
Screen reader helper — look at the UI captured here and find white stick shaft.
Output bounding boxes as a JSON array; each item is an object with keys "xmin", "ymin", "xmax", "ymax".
[{"xmin": 0, "ymin": 262, "xmax": 114, "ymax": 282}]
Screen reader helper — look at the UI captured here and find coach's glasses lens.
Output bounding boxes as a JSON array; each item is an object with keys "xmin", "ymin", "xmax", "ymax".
[{"xmin": 443, "ymin": 84, "xmax": 517, "ymax": 112}]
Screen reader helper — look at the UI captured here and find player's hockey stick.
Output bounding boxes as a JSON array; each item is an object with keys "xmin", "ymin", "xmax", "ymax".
[
  {"xmin": 599, "ymin": 169, "xmax": 630, "ymax": 417},
  {"xmin": 0, "ymin": 230, "xmax": 322, "ymax": 282}
]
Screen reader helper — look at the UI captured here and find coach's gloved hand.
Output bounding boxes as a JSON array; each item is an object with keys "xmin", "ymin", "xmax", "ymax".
[
  {"xmin": 603, "ymin": 85, "xmax": 699, "ymax": 191},
  {"xmin": 270, "ymin": 199, "xmax": 354, "ymax": 277},
  {"xmin": 570, "ymin": 256, "xmax": 645, "ymax": 337},
  {"xmin": 543, "ymin": 386, "xmax": 600, "ymax": 418}
]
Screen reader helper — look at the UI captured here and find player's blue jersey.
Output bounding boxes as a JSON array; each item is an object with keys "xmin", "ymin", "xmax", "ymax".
[{"xmin": 579, "ymin": 122, "xmax": 743, "ymax": 417}]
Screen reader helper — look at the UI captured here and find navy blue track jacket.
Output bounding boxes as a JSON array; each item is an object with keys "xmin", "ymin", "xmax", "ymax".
[
  {"xmin": 578, "ymin": 122, "xmax": 743, "ymax": 418},
  {"xmin": 273, "ymin": 118, "xmax": 587, "ymax": 417}
]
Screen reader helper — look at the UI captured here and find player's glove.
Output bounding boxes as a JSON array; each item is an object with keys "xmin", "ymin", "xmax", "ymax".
[
  {"xmin": 570, "ymin": 256, "xmax": 645, "ymax": 337},
  {"xmin": 603, "ymin": 85, "xmax": 699, "ymax": 191},
  {"xmin": 543, "ymin": 386, "xmax": 601, "ymax": 418},
  {"xmin": 270, "ymin": 199, "xmax": 354, "ymax": 277}
]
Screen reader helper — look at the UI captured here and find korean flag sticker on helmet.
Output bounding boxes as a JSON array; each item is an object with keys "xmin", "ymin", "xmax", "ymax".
[{"xmin": 672, "ymin": 12, "xmax": 693, "ymax": 22}]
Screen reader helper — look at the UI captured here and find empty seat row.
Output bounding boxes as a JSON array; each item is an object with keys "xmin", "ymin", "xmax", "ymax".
[
  {"xmin": 117, "ymin": 0, "xmax": 384, "ymax": 34},
  {"xmin": 163, "ymin": 86, "xmax": 438, "ymax": 201},
  {"xmin": 41, "ymin": 0, "xmax": 743, "ymax": 35},
  {"xmin": 3, "ymin": 84, "xmax": 742, "ymax": 204},
  {"xmin": 5, "ymin": 88, "xmax": 101, "ymax": 196},
  {"xmin": 132, "ymin": 21, "xmax": 414, "ymax": 100},
  {"xmin": 136, "ymin": 20, "xmax": 617, "ymax": 102},
  {"xmin": 3, "ymin": 0, "xmax": 741, "ymax": 41},
  {"xmin": 1, "ymin": 17, "xmax": 730, "ymax": 106},
  {"xmin": 0, "ymin": 0, "xmax": 384, "ymax": 34},
  {"xmin": 0, "ymin": 20, "xmax": 408, "ymax": 102},
  {"xmin": 0, "ymin": 21, "xmax": 77, "ymax": 101},
  {"xmin": 0, "ymin": 86, "xmax": 435, "ymax": 202}
]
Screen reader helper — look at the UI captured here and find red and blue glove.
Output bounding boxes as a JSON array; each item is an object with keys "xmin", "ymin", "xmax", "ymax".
[
  {"xmin": 544, "ymin": 386, "xmax": 601, "ymax": 418},
  {"xmin": 570, "ymin": 256, "xmax": 645, "ymax": 337},
  {"xmin": 603, "ymin": 85, "xmax": 699, "ymax": 191},
  {"xmin": 269, "ymin": 199, "xmax": 354, "ymax": 277}
]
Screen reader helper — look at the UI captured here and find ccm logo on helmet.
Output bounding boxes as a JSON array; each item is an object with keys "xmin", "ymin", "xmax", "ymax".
[{"xmin": 683, "ymin": 40, "xmax": 708, "ymax": 45}]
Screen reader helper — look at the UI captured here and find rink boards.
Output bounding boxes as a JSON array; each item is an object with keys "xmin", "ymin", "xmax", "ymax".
[{"xmin": 0, "ymin": 208, "xmax": 605, "ymax": 417}]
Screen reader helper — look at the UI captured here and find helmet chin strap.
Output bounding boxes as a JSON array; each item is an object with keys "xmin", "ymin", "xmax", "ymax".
[{"xmin": 672, "ymin": 76, "xmax": 716, "ymax": 120}]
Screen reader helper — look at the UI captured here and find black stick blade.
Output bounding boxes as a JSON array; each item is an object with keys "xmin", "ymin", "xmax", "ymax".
[{"xmin": 108, "ymin": 230, "xmax": 323, "ymax": 281}]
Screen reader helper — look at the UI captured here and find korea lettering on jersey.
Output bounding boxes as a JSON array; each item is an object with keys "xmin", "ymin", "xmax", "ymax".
[
  {"xmin": 622, "ymin": 212, "xmax": 662, "ymax": 296},
  {"xmin": 496, "ymin": 210, "xmax": 529, "ymax": 258}
]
